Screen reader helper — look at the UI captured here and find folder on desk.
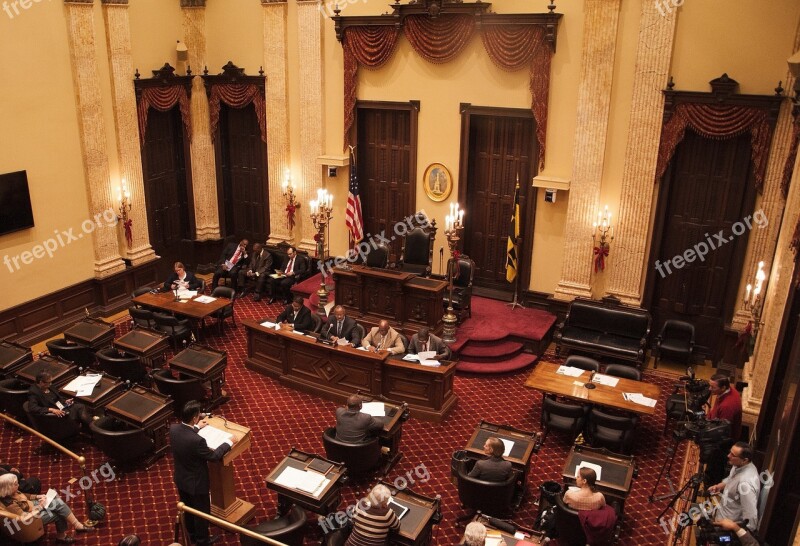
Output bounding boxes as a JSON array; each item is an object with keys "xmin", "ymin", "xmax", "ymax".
[{"xmin": 387, "ymin": 498, "xmax": 409, "ymax": 520}]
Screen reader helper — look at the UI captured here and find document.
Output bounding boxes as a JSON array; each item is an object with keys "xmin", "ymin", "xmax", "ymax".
[
  {"xmin": 336, "ymin": 338, "xmax": 350, "ymax": 346},
  {"xmin": 592, "ymin": 374, "xmax": 619, "ymax": 387},
  {"xmin": 43, "ymin": 488, "xmax": 58, "ymax": 509},
  {"xmin": 197, "ymin": 425, "xmax": 233, "ymax": 449},
  {"xmin": 361, "ymin": 402, "xmax": 386, "ymax": 417},
  {"xmin": 260, "ymin": 321, "xmax": 280, "ymax": 330},
  {"xmin": 274, "ymin": 466, "xmax": 329, "ymax": 497},
  {"xmin": 417, "ymin": 350, "xmax": 436, "ymax": 360},
  {"xmin": 194, "ymin": 295, "xmax": 217, "ymax": 304},
  {"xmin": 176, "ymin": 289, "xmax": 197, "ymax": 299},
  {"xmin": 485, "ymin": 531, "xmax": 504, "ymax": 546},
  {"xmin": 624, "ymin": 393, "xmax": 657, "ymax": 407},
  {"xmin": 62, "ymin": 374, "xmax": 103, "ymax": 397},
  {"xmin": 500, "ymin": 438, "xmax": 515, "ymax": 457},
  {"xmin": 556, "ymin": 365, "xmax": 584, "ymax": 377},
  {"xmin": 576, "ymin": 461, "xmax": 603, "ymax": 481},
  {"xmin": 387, "ymin": 497, "xmax": 409, "ymax": 520},
  {"xmin": 402, "ymin": 354, "xmax": 420, "ymax": 361},
  {"xmin": 419, "ymin": 360, "xmax": 441, "ymax": 367}
]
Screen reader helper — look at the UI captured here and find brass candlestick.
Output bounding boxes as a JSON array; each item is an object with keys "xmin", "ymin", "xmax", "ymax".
[
  {"xmin": 310, "ymin": 189, "xmax": 333, "ymax": 317},
  {"xmin": 442, "ymin": 203, "xmax": 465, "ymax": 345}
]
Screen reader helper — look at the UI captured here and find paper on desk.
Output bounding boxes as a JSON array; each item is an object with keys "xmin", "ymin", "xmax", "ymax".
[
  {"xmin": 500, "ymin": 438, "xmax": 515, "ymax": 457},
  {"xmin": 418, "ymin": 350, "xmax": 436, "ymax": 360},
  {"xmin": 556, "ymin": 365, "xmax": 584, "ymax": 377},
  {"xmin": 336, "ymin": 338, "xmax": 350, "ymax": 346},
  {"xmin": 177, "ymin": 289, "xmax": 197, "ymax": 299},
  {"xmin": 356, "ymin": 346, "xmax": 368, "ymax": 351},
  {"xmin": 624, "ymin": 393, "xmax": 657, "ymax": 407},
  {"xmin": 485, "ymin": 531, "xmax": 504, "ymax": 546},
  {"xmin": 402, "ymin": 354, "xmax": 420, "ymax": 361},
  {"xmin": 361, "ymin": 402, "xmax": 386, "ymax": 417},
  {"xmin": 194, "ymin": 295, "xmax": 217, "ymax": 304},
  {"xmin": 592, "ymin": 373, "xmax": 619, "ymax": 387},
  {"xmin": 274, "ymin": 466, "xmax": 330, "ymax": 497},
  {"xmin": 43, "ymin": 489, "xmax": 58, "ymax": 509},
  {"xmin": 260, "ymin": 321, "xmax": 280, "ymax": 330},
  {"xmin": 62, "ymin": 374, "xmax": 102, "ymax": 396},
  {"xmin": 576, "ymin": 461, "xmax": 603, "ymax": 481},
  {"xmin": 419, "ymin": 360, "xmax": 441, "ymax": 367},
  {"xmin": 197, "ymin": 425, "xmax": 233, "ymax": 450}
]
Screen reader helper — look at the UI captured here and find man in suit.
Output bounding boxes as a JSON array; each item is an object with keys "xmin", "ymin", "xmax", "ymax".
[
  {"xmin": 163, "ymin": 262, "xmax": 204, "ymax": 292},
  {"xmin": 321, "ymin": 305, "xmax": 362, "ymax": 346},
  {"xmin": 211, "ymin": 239, "xmax": 248, "ymax": 290},
  {"xmin": 0, "ymin": 462, "xmax": 41, "ymax": 494},
  {"xmin": 335, "ymin": 394, "xmax": 382, "ymax": 443},
  {"xmin": 408, "ymin": 327, "xmax": 451, "ymax": 360},
  {"xmin": 27, "ymin": 371, "xmax": 93, "ymax": 430},
  {"xmin": 236, "ymin": 242, "xmax": 273, "ymax": 301},
  {"xmin": 362, "ymin": 320, "xmax": 405, "ymax": 355},
  {"xmin": 268, "ymin": 246, "xmax": 307, "ymax": 304},
  {"xmin": 468, "ymin": 437, "xmax": 513, "ymax": 482},
  {"xmin": 276, "ymin": 296, "xmax": 315, "ymax": 332},
  {"xmin": 170, "ymin": 400, "xmax": 238, "ymax": 546}
]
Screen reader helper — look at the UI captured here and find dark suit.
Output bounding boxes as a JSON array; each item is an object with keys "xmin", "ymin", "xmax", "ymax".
[
  {"xmin": 269, "ymin": 254, "xmax": 308, "ymax": 303},
  {"xmin": 27, "ymin": 384, "xmax": 91, "ymax": 426},
  {"xmin": 236, "ymin": 249, "xmax": 273, "ymax": 294},
  {"xmin": 276, "ymin": 304, "xmax": 314, "ymax": 333},
  {"xmin": 321, "ymin": 315, "xmax": 362, "ymax": 346},
  {"xmin": 468, "ymin": 455, "xmax": 513, "ymax": 482},
  {"xmin": 169, "ymin": 422, "xmax": 231, "ymax": 545},
  {"xmin": 335, "ymin": 407, "xmax": 382, "ymax": 443},
  {"xmin": 212, "ymin": 243, "xmax": 248, "ymax": 290},
  {"xmin": 0, "ymin": 464, "xmax": 40, "ymax": 494},
  {"xmin": 408, "ymin": 332, "xmax": 451, "ymax": 360},
  {"xmin": 163, "ymin": 271, "xmax": 203, "ymax": 292}
]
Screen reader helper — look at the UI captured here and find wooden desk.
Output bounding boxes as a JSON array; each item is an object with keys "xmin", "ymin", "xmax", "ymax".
[
  {"xmin": 0, "ymin": 340, "xmax": 32, "ymax": 378},
  {"xmin": 472, "ymin": 514, "xmax": 547, "ymax": 545},
  {"xmin": 103, "ymin": 386, "xmax": 173, "ymax": 456},
  {"xmin": 133, "ymin": 291, "xmax": 230, "ymax": 339},
  {"xmin": 59, "ymin": 371, "xmax": 126, "ymax": 412},
  {"xmin": 114, "ymin": 328, "xmax": 170, "ymax": 368},
  {"xmin": 523, "ymin": 362, "xmax": 661, "ymax": 415},
  {"xmin": 354, "ymin": 392, "xmax": 408, "ymax": 473},
  {"xmin": 380, "ymin": 480, "xmax": 441, "ymax": 546},
  {"xmin": 63, "ymin": 318, "xmax": 115, "ymax": 350},
  {"xmin": 204, "ymin": 416, "xmax": 256, "ymax": 525},
  {"xmin": 265, "ymin": 449, "xmax": 346, "ymax": 515},
  {"xmin": 15, "ymin": 356, "xmax": 77, "ymax": 387},
  {"xmin": 244, "ymin": 320, "xmax": 457, "ymax": 422},
  {"xmin": 169, "ymin": 345, "xmax": 228, "ymax": 409},
  {"xmin": 561, "ymin": 444, "xmax": 635, "ymax": 511}
]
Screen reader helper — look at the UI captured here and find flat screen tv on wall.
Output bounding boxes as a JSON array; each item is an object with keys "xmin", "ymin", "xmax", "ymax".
[{"xmin": 0, "ymin": 171, "xmax": 35, "ymax": 236}]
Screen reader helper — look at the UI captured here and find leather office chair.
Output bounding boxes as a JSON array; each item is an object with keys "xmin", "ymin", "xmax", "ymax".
[
  {"xmin": 604, "ymin": 364, "xmax": 641, "ymax": 382},
  {"xmin": 0, "ymin": 378, "xmax": 30, "ymax": 421},
  {"xmin": 211, "ymin": 286, "xmax": 237, "ymax": 334},
  {"xmin": 398, "ymin": 333, "xmax": 409, "ymax": 353},
  {"xmin": 443, "ymin": 255, "xmax": 475, "ymax": 322},
  {"xmin": 364, "ymin": 243, "xmax": 389, "ymax": 269},
  {"xmin": 240, "ymin": 504, "xmax": 307, "ymax": 546},
  {"xmin": 129, "ymin": 306, "xmax": 156, "ymax": 329},
  {"xmin": 322, "ymin": 427, "xmax": 381, "ymax": 481},
  {"xmin": 46, "ymin": 338, "xmax": 96, "ymax": 368},
  {"xmin": 540, "ymin": 397, "xmax": 588, "ymax": 443},
  {"xmin": 0, "ymin": 505, "xmax": 45, "ymax": 543},
  {"xmin": 664, "ymin": 390, "xmax": 689, "ymax": 435},
  {"xmin": 152, "ymin": 369, "xmax": 205, "ymax": 418},
  {"xmin": 310, "ymin": 313, "xmax": 323, "ymax": 334},
  {"xmin": 90, "ymin": 416, "xmax": 155, "ymax": 475},
  {"xmin": 564, "ymin": 355, "xmax": 600, "ymax": 372},
  {"xmin": 131, "ymin": 286, "xmax": 152, "ymax": 302},
  {"xmin": 23, "ymin": 401, "xmax": 81, "ymax": 447},
  {"xmin": 455, "ymin": 467, "xmax": 519, "ymax": 523},
  {"xmin": 152, "ymin": 312, "xmax": 192, "ymax": 351},
  {"xmin": 553, "ymin": 494, "xmax": 618, "ymax": 546},
  {"xmin": 96, "ymin": 347, "xmax": 146, "ymax": 385},
  {"xmin": 654, "ymin": 320, "xmax": 695, "ymax": 369},
  {"xmin": 398, "ymin": 217, "xmax": 437, "ymax": 276},
  {"xmin": 354, "ymin": 324, "xmax": 366, "ymax": 345},
  {"xmin": 585, "ymin": 407, "xmax": 638, "ymax": 455}
]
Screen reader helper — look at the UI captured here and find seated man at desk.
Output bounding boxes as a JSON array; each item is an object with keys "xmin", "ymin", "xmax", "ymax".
[
  {"xmin": 28, "ymin": 371, "xmax": 93, "ymax": 429},
  {"xmin": 335, "ymin": 394, "xmax": 382, "ymax": 443},
  {"xmin": 564, "ymin": 467, "xmax": 606, "ymax": 510},
  {"xmin": 322, "ymin": 305, "xmax": 362, "ymax": 347},
  {"xmin": 469, "ymin": 437, "xmax": 512, "ymax": 482},
  {"xmin": 362, "ymin": 320, "xmax": 405, "ymax": 355},
  {"xmin": 236, "ymin": 242, "xmax": 273, "ymax": 301},
  {"xmin": 163, "ymin": 261, "xmax": 203, "ymax": 293},
  {"xmin": 408, "ymin": 327, "xmax": 451, "ymax": 360},
  {"xmin": 275, "ymin": 296, "xmax": 314, "ymax": 332}
]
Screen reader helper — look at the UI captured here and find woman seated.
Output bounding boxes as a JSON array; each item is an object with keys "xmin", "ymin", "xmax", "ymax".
[
  {"xmin": 163, "ymin": 261, "xmax": 203, "ymax": 292},
  {"xmin": 563, "ymin": 467, "xmax": 606, "ymax": 511},
  {"xmin": 460, "ymin": 521, "xmax": 487, "ymax": 546},
  {"xmin": 345, "ymin": 483, "xmax": 401, "ymax": 546},
  {"xmin": 0, "ymin": 473, "xmax": 95, "ymax": 543}
]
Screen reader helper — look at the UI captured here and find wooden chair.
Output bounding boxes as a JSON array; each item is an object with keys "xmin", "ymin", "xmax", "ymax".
[{"xmin": 398, "ymin": 215, "xmax": 437, "ymax": 276}]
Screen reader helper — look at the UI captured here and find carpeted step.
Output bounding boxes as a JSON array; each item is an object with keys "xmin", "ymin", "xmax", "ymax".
[
  {"xmin": 456, "ymin": 352, "xmax": 538, "ymax": 374},
  {"xmin": 458, "ymin": 340, "xmax": 523, "ymax": 360}
]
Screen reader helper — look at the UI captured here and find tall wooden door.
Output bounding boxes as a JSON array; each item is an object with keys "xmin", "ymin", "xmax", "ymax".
[
  {"xmin": 648, "ymin": 130, "xmax": 757, "ymax": 358},
  {"xmin": 356, "ymin": 103, "xmax": 417, "ymax": 258},
  {"xmin": 217, "ymin": 102, "xmax": 269, "ymax": 244},
  {"xmin": 461, "ymin": 111, "xmax": 537, "ymax": 293},
  {"xmin": 141, "ymin": 107, "xmax": 192, "ymax": 276}
]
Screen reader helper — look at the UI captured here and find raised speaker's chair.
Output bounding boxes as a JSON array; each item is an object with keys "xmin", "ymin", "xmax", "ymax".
[
  {"xmin": 152, "ymin": 369, "xmax": 206, "ymax": 418},
  {"xmin": 90, "ymin": 416, "xmax": 155, "ymax": 475},
  {"xmin": 240, "ymin": 504, "xmax": 307, "ymax": 546},
  {"xmin": 0, "ymin": 377, "xmax": 30, "ymax": 421},
  {"xmin": 322, "ymin": 427, "xmax": 382, "ymax": 481},
  {"xmin": 398, "ymin": 216, "xmax": 437, "ymax": 276},
  {"xmin": 455, "ymin": 466, "xmax": 519, "ymax": 523},
  {"xmin": 540, "ymin": 397, "xmax": 588, "ymax": 444},
  {"xmin": 654, "ymin": 320, "xmax": 695, "ymax": 369},
  {"xmin": 443, "ymin": 255, "xmax": 475, "ymax": 322},
  {"xmin": 45, "ymin": 338, "xmax": 96, "ymax": 368},
  {"xmin": 96, "ymin": 347, "xmax": 147, "ymax": 385}
]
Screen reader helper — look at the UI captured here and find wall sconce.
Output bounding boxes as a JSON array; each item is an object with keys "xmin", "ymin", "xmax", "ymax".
[
  {"xmin": 743, "ymin": 260, "xmax": 768, "ymax": 338},
  {"xmin": 592, "ymin": 205, "xmax": 614, "ymax": 273},
  {"xmin": 282, "ymin": 168, "xmax": 300, "ymax": 234},
  {"xmin": 117, "ymin": 178, "xmax": 133, "ymax": 248},
  {"xmin": 176, "ymin": 40, "xmax": 188, "ymax": 62}
]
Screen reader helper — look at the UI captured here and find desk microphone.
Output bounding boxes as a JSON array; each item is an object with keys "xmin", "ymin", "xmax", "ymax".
[{"xmin": 584, "ymin": 371, "xmax": 597, "ymax": 390}]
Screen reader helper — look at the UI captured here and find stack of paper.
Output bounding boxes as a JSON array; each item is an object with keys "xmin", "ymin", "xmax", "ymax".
[
  {"xmin": 177, "ymin": 289, "xmax": 197, "ymax": 299},
  {"xmin": 592, "ymin": 374, "xmax": 619, "ymax": 387},
  {"xmin": 361, "ymin": 402, "xmax": 386, "ymax": 417},
  {"xmin": 500, "ymin": 438, "xmax": 515, "ymax": 457},
  {"xmin": 197, "ymin": 425, "xmax": 234, "ymax": 449},
  {"xmin": 402, "ymin": 352, "xmax": 439, "ymax": 366},
  {"xmin": 260, "ymin": 321, "xmax": 280, "ymax": 330},
  {"xmin": 62, "ymin": 374, "xmax": 102, "ymax": 397},
  {"xmin": 274, "ymin": 466, "xmax": 330, "ymax": 497},
  {"xmin": 576, "ymin": 461, "xmax": 603, "ymax": 480},
  {"xmin": 556, "ymin": 365, "xmax": 584, "ymax": 377},
  {"xmin": 194, "ymin": 295, "xmax": 217, "ymax": 304},
  {"xmin": 622, "ymin": 392, "xmax": 657, "ymax": 407}
]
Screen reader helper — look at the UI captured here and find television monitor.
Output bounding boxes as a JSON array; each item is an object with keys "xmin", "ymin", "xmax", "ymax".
[{"xmin": 0, "ymin": 170, "xmax": 35, "ymax": 236}]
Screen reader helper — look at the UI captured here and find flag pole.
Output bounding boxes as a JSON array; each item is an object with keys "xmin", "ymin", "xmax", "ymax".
[{"xmin": 507, "ymin": 236, "xmax": 525, "ymax": 310}]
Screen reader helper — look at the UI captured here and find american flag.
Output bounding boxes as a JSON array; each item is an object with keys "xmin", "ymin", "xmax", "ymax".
[{"xmin": 345, "ymin": 149, "xmax": 364, "ymax": 242}]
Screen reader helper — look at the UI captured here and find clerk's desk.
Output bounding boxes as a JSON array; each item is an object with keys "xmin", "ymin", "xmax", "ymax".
[
  {"xmin": 561, "ymin": 444, "xmax": 635, "ymax": 512},
  {"xmin": 379, "ymin": 480, "xmax": 441, "ymax": 546},
  {"xmin": 204, "ymin": 416, "xmax": 256, "ymax": 525},
  {"xmin": 266, "ymin": 449, "xmax": 347, "ymax": 516}
]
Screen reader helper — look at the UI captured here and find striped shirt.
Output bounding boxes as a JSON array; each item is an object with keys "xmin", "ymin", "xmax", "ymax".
[
  {"xmin": 563, "ymin": 487, "xmax": 606, "ymax": 511},
  {"xmin": 345, "ymin": 505, "xmax": 401, "ymax": 546}
]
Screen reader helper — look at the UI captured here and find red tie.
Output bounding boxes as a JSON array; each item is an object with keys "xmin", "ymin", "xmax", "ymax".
[
  {"xmin": 231, "ymin": 248, "xmax": 241, "ymax": 265},
  {"xmin": 285, "ymin": 258, "xmax": 294, "ymax": 275}
]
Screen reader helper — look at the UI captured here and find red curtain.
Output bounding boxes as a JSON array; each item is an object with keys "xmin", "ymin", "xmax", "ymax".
[
  {"xmin": 208, "ymin": 83, "xmax": 267, "ymax": 142},
  {"xmin": 137, "ymin": 86, "xmax": 191, "ymax": 146},
  {"xmin": 783, "ymin": 118, "xmax": 800, "ymax": 198},
  {"xmin": 655, "ymin": 103, "xmax": 772, "ymax": 190},
  {"xmin": 403, "ymin": 14, "xmax": 475, "ymax": 64}
]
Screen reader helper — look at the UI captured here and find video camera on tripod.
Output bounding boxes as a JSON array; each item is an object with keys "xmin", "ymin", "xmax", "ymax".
[
  {"xmin": 667, "ymin": 367, "xmax": 712, "ymax": 419},
  {"xmin": 695, "ymin": 517, "xmax": 742, "ymax": 545}
]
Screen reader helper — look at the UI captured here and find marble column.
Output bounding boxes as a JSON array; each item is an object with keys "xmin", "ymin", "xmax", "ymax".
[
  {"xmin": 606, "ymin": 3, "xmax": 677, "ymax": 305},
  {"xmin": 181, "ymin": 0, "xmax": 220, "ymax": 240},
  {"xmin": 262, "ymin": 0, "xmax": 293, "ymax": 245},
  {"xmin": 64, "ymin": 0, "xmax": 126, "ymax": 278},
  {"xmin": 101, "ymin": 0, "xmax": 157, "ymax": 266},
  {"xmin": 295, "ymin": 0, "xmax": 324, "ymax": 254},
  {"xmin": 554, "ymin": 0, "xmax": 623, "ymax": 301}
]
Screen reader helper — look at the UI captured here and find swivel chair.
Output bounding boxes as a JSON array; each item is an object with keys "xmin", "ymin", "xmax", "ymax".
[
  {"xmin": 322, "ymin": 427, "xmax": 382, "ymax": 481},
  {"xmin": 455, "ymin": 467, "xmax": 519, "ymax": 523},
  {"xmin": 354, "ymin": 324, "xmax": 366, "ymax": 346},
  {"xmin": 564, "ymin": 355, "xmax": 600, "ymax": 372},
  {"xmin": 654, "ymin": 320, "xmax": 695, "ymax": 369},
  {"xmin": 23, "ymin": 401, "xmax": 81, "ymax": 452},
  {"xmin": 90, "ymin": 416, "xmax": 155, "ymax": 476},
  {"xmin": 46, "ymin": 338, "xmax": 96, "ymax": 368},
  {"xmin": 604, "ymin": 364, "xmax": 642, "ymax": 381},
  {"xmin": 310, "ymin": 313, "xmax": 323, "ymax": 334},
  {"xmin": 540, "ymin": 397, "xmax": 588, "ymax": 444},
  {"xmin": 240, "ymin": 504, "xmax": 307, "ymax": 546},
  {"xmin": 152, "ymin": 312, "xmax": 192, "ymax": 351},
  {"xmin": 364, "ymin": 243, "xmax": 389, "ymax": 269},
  {"xmin": 152, "ymin": 369, "xmax": 206, "ymax": 418},
  {"xmin": 210, "ymin": 286, "xmax": 237, "ymax": 334},
  {"xmin": 0, "ymin": 378, "xmax": 30, "ymax": 421},
  {"xmin": 553, "ymin": 493, "xmax": 618, "ymax": 546},
  {"xmin": 585, "ymin": 407, "xmax": 638, "ymax": 455},
  {"xmin": 96, "ymin": 347, "xmax": 146, "ymax": 385},
  {"xmin": 129, "ymin": 306, "xmax": 156, "ymax": 329}
]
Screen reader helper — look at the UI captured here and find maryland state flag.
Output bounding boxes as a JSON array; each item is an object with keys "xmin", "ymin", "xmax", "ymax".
[{"xmin": 505, "ymin": 183, "xmax": 520, "ymax": 282}]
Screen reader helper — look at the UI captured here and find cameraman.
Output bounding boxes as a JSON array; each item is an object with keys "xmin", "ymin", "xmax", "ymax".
[
  {"xmin": 714, "ymin": 519, "xmax": 759, "ymax": 546},
  {"xmin": 707, "ymin": 442, "xmax": 760, "ymax": 533},
  {"xmin": 706, "ymin": 374, "xmax": 742, "ymax": 484}
]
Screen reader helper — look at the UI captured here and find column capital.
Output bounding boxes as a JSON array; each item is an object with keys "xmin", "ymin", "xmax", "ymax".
[
  {"xmin": 261, "ymin": 0, "xmax": 288, "ymax": 3},
  {"xmin": 64, "ymin": 0, "xmax": 95, "ymax": 4},
  {"xmin": 100, "ymin": 0, "xmax": 128, "ymax": 4},
  {"xmin": 180, "ymin": 0, "xmax": 206, "ymax": 7}
]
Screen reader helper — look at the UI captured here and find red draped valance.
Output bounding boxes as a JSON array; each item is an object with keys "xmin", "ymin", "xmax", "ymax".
[
  {"xmin": 208, "ymin": 83, "xmax": 267, "ymax": 143},
  {"xmin": 137, "ymin": 86, "xmax": 192, "ymax": 147},
  {"xmin": 403, "ymin": 15, "xmax": 475, "ymax": 64},
  {"xmin": 655, "ymin": 103, "xmax": 772, "ymax": 190}
]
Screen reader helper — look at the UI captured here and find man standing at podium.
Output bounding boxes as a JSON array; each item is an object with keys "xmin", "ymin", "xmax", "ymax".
[{"xmin": 170, "ymin": 401, "xmax": 238, "ymax": 545}]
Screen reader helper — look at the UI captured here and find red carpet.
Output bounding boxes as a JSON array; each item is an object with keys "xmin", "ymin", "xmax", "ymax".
[{"xmin": 0, "ymin": 296, "xmax": 685, "ymax": 546}]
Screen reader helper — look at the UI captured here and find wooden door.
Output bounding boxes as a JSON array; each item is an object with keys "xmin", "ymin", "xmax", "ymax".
[
  {"xmin": 356, "ymin": 103, "xmax": 417, "ymax": 259},
  {"xmin": 462, "ymin": 113, "xmax": 536, "ymax": 293},
  {"xmin": 217, "ymin": 102, "xmax": 269, "ymax": 244},
  {"xmin": 649, "ymin": 130, "xmax": 757, "ymax": 358},
  {"xmin": 141, "ymin": 107, "xmax": 192, "ymax": 275}
]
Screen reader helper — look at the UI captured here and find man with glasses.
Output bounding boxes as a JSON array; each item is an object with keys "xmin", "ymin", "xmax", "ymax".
[{"xmin": 707, "ymin": 442, "xmax": 761, "ymax": 532}]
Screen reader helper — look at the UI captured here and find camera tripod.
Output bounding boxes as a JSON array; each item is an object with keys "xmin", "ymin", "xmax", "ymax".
[
  {"xmin": 656, "ymin": 471, "xmax": 707, "ymax": 546},
  {"xmin": 649, "ymin": 435, "xmax": 693, "ymax": 502}
]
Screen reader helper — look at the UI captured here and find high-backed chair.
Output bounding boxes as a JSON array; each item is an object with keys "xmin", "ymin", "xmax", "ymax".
[
  {"xmin": 364, "ymin": 243, "xmax": 389, "ymax": 269},
  {"xmin": 152, "ymin": 369, "xmax": 205, "ymax": 418},
  {"xmin": 210, "ymin": 286, "xmax": 237, "ymax": 334},
  {"xmin": 310, "ymin": 313, "xmax": 323, "ymax": 334},
  {"xmin": 129, "ymin": 306, "xmax": 155, "ymax": 329},
  {"xmin": 540, "ymin": 397, "xmax": 588, "ymax": 443},
  {"xmin": 564, "ymin": 355, "xmax": 600, "ymax": 372},
  {"xmin": 240, "ymin": 504, "xmax": 307, "ymax": 546},
  {"xmin": 0, "ymin": 505, "xmax": 45, "ymax": 543},
  {"xmin": 455, "ymin": 467, "xmax": 519, "ymax": 522},
  {"xmin": 354, "ymin": 324, "xmax": 366, "ymax": 345},
  {"xmin": 585, "ymin": 407, "xmax": 638, "ymax": 455},
  {"xmin": 654, "ymin": 320, "xmax": 695, "ymax": 369},
  {"xmin": 45, "ymin": 338, "xmax": 96, "ymax": 368},
  {"xmin": 443, "ymin": 255, "xmax": 475, "ymax": 322},
  {"xmin": 604, "ymin": 364, "xmax": 642, "ymax": 382},
  {"xmin": 0, "ymin": 378, "xmax": 30, "ymax": 421},
  {"xmin": 131, "ymin": 286, "xmax": 152, "ymax": 303},
  {"xmin": 322, "ymin": 427, "xmax": 381, "ymax": 481},
  {"xmin": 398, "ymin": 333, "xmax": 409, "ymax": 353},
  {"xmin": 398, "ymin": 217, "xmax": 437, "ymax": 276},
  {"xmin": 152, "ymin": 312, "xmax": 192, "ymax": 351},
  {"xmin": 24, "ymin": 401, "xmax": 81, "ymax": 447},
  {"xmin": 90, "ymin": 416, "xmax": 155, "ymax": 475},
  {"xmin": 96, "ymin": 347, "xmax": 147, "ymax": 385}
]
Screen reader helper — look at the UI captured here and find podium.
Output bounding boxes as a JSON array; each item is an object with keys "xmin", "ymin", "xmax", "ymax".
[{"xmin": 205, "ymin": 416, "xmax": 256, "ymax": 525}]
